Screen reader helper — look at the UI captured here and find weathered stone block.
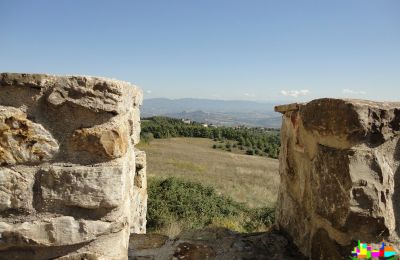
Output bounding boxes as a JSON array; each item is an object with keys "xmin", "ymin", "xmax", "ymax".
[
  {"xmin": 71, "ymin": 123, "xmax": 129, "ymax": 160},
  {"xmin": 45, "ymin": 75, "xmax": 141, "ymax": 115},
  {"xmin": 0, "ymin": 106, "xmax": 59, "ymax": 165},
  {"xmin": 0, "ymin": 167, "xmax": 35, "ymax": 212},
  {"xmin": 40, "ymin": 164, "xmax": 126, "ymax": 210},
  {"xmin": 0, "ymin": 216, "xmax": 118, "ymax": 249},
  {"xmin": 134, "ymin": 150, "xmax": 147, "ymax": 189},
  {"xmin": 0, "ymin": 73, "xmax": 146, "ymax": 260},
  {"xmin": 275, "ymin": 98, "xmax": 400, "ymax": 258},
  {"xmin": 131, "ymin": 150, "xmax": 147, "ymax": 234}
]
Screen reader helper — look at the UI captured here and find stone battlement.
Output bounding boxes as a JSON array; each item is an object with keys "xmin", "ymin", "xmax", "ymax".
[
  {"xmin": 1, "ymin": 76, "xmax": 399, "ymax": 260},
  {"xmin": 0, "ymin": 73, "xmax": 147, "ymax": 260},
  {"xmin": 275, "ymin": 98, "xmax": 400, "ymax": 259}
]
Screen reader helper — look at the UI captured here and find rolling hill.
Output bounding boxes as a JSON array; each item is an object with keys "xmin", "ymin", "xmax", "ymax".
[
  {"xmin": 137, "ymin": 137, "xmax": 279, "ymax": 208},
  {"xmin": 141, "ymin": 98, "xmax": 282, "ymax": 128}
]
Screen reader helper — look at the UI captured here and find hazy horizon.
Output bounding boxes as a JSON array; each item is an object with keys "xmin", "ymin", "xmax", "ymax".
[
  {"xmin": 142, "ymin": 96, "xmax": 285, "ymax": 103},
  {"xmin": 1, "ymin": 1, "xmax": 399, "ymax": 102}
]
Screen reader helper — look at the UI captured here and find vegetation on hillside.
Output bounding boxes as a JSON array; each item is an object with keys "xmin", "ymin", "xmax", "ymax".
[
  {"xmin": 147, "ymin": 177, "xmax": 275, "ymax": 236},
  {"xmin": 138, "ymin": 138, "xmax": 279, "ymax": 208},
  {"xmin": 140, "ymin": 118, "xmax": 280, "ymax": 236},
  {"xmin": 141, "ymin": 116, "xmax": 280, "ymax": 158}
]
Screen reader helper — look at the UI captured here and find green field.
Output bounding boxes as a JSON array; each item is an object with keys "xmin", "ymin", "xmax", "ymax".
[{"xmin": 138, "ymin": 137, "xmax": 279, "ymax": 208}]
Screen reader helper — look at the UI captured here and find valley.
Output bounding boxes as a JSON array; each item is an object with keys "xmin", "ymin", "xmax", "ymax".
[{"xmin": 137, "ymin": 137, "xmax": 279, "ymax": 208}]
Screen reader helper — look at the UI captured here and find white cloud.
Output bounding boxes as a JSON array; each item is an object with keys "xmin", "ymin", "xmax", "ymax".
[
  {"xmin": 244, "ymin": 93, "xmax": 255, "ymax": 97},
  {"xmin": 342, "ymin": 89, "xmax": 366, "ymax": 95},
  {"xmin": 145, "ymin": 90, "xmax": 152, "ymax": 94},
  {"xmin": 280, "ymin": 89, "xmax": 309, "ymax": 98}
]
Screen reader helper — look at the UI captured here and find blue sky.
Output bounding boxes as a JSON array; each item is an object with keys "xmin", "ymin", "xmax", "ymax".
[{"xmin": 0, "ymin": 1, "xmax": 399, "ymax": 102}]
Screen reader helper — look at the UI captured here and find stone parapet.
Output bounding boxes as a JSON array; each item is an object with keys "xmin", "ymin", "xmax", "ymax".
[
  {"xmin": 275, "ymin": 98, "xmax": 400, "ymax": 259},
  {"xmin": 0, "ymin": 73, "xmax": 146, "ymax": 260}
]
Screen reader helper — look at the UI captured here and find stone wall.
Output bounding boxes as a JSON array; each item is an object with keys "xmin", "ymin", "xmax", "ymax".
[
  {"xmin": 128, "ymin": 228, "xmax": 306, "ymax": 259},
  {"xmin": 0, "ymin": 73, "xmax": 146, "ymax": 260},
  {"xmin": 275, "ymin": 98, "xmax": 400, "ymax": 259}
]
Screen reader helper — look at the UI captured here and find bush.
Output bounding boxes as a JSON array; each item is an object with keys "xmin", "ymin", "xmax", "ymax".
[
  {"xmin": 141, "ymin": 132, "xmax": 154, "ymax": 144},
  {"xmin": 246, "ymin": 149, "xmax": 254, "ymax": 155},
  {"xmin": 253, "ymin": 207, "xmax": 275, "ymax": 225},
  {"xmin": 147, "ymin": 177, "xmax": 275, "ymax": 234},
  {"xmin": 147, "ymin": 177, "xmax": 243, "ymax": 231},
  {"xmin": 243, "ymin": 207, "xmax": 276, "ymax": 232},
  {"xmin": 212, "ymin": 144, "xmax": 217, "ymax": 149}
]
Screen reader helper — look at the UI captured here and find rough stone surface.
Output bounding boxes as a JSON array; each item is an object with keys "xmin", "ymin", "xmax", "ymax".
[
  {"xmin": 0, "ymin": 167, "xmax": 35, "ymax": 212},
  {"xmin": 0, "ymin": 73, "xmax": 146, "ymax": 260},
  {"xmin": 0, "ymin": 216, "xmax": 117, "ymax": 249},
  {"xmin": 0, "ymin": 106, "xmax": 59, "ymax": 165},
  {"xmin": 40, "ymin": 164, "xmax": 127, "ymax": 210},
  {"xmin": 71, "ymin": 121, "xmax": 129, "ymax": 160},
  {"xmin": 130, "ymin": 150, "xmax": 147, "ymax": 234},
  {"xmin": 275, "ymin": 98, "xmax": 400, "ymax": 259},
  {"xmin": 128, "ymin": 228, "xmax": 306, "ymax": 260}
]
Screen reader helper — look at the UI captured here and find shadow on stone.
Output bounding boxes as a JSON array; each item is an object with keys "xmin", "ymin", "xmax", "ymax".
[
  {"xmin": 129, "ymin": 227, "xmax": 307, "ymax": 260},
  {"xmin": 0, "ymin": 242, "xmax": 91, "ymax": 260},
  {"xmin": 393, "ymin": 138, "xmax": 400, "ymax": 236}
]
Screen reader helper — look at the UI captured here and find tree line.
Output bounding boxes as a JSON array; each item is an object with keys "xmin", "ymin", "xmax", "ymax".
[{"xmin": 140, "ymin": 116, "xmax": 280, "ymax": 159}]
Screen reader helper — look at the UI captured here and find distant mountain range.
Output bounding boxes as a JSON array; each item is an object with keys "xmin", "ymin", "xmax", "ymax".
[{"xmin": 141, "ymin": 98, "xmax": 283, "ymax": 128}]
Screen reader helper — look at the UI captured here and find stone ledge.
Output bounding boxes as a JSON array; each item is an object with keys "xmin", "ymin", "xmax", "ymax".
[
  {"xmin": 274, "ymin": 103, "xmax": 302, "ymax": 114},
  {"xmin": 276, "ymin": 98, "xmax": 400, "ymax": 258}
]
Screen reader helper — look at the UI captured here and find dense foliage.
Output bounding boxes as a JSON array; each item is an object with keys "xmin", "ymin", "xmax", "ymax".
[
  {"xmin": 141, "ymin": 116, "xmax": 280, "ymax": 158},
  {"xmin": 147, "ymin": 177, "xmax": 275, "ymax": 233}
]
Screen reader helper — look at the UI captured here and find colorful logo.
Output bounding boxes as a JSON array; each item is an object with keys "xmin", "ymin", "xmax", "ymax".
[{"xmin": 351, "ymin": 240, "xmax": 398, "ymax": 259}]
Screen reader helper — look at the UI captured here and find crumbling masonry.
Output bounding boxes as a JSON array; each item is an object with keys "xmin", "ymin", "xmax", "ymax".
[
  {"xmin": 0, "ymin": 73, "xmax": 146, "ymax": 260},
  {"xmin": 275, "ymin": 99, "xmax": 400, "ymax": 259}
]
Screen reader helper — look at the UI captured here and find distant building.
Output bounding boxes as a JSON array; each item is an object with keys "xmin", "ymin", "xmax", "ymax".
[
  {"xmin": 202, "ymin": 124, "xmax": 208, "ymax": 128},
  {"xmin": 182, "ymin": 119, "xmax": 191, "ymax": 124}
]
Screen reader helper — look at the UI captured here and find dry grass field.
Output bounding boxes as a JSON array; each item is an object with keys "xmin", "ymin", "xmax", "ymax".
[{"xmin": 137, "ymin": 137, "xmax": 279, "ymax": 208}]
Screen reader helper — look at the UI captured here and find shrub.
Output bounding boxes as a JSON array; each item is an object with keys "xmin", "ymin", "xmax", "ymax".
[
  {"xmin": 246, "ymin": 149, "xmax": 254, "ymax": 155},
  {"xmin": 243, "ymin": 207, "xmax": 275, "ymax": 232},
  {"xmin": 147, "ymin": 177, "xmax": 275, "ymax": 234},
  {"xmin": 210, "ymin": 217, "xmax": 245, "ymax": 232},
  {"xmin": 141, "ymin": 132, "xmax": 154, "ymax": 144},
  {"xmin": 212, "ymin": 144, "xmax": 217, "ymax": 149},
  {"xmin": 147, "ymin": 177, "xmax": 243, "ymax": 231}
]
